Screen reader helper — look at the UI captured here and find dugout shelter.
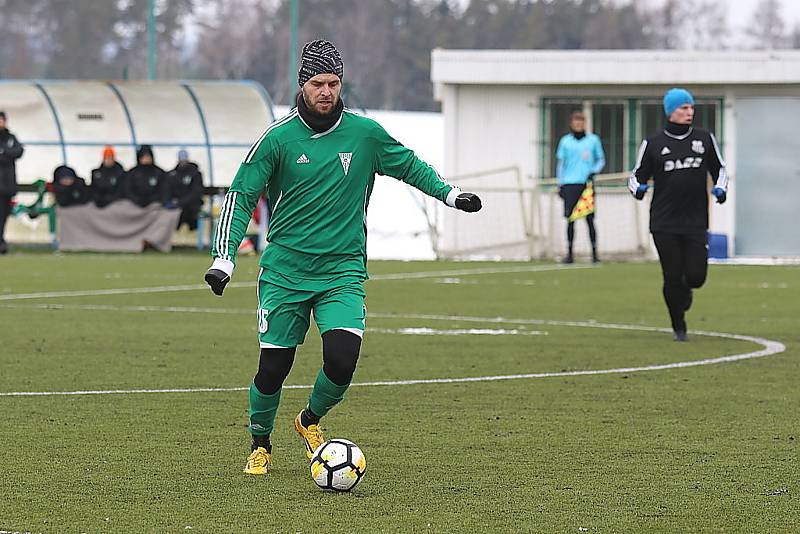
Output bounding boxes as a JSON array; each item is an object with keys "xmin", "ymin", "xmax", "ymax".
[
  {"xmin": 431, "ymin": 50, "xmax": 800, "ymax": 259},
  {"xmin": 0, "ymin": 79, "xmax": 274, "ymax": 188}
]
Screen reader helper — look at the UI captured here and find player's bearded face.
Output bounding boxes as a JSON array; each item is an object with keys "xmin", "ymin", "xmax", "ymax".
[{"xmin": 302, "ymin": 73, "xmax": 341, "ymax": 116}]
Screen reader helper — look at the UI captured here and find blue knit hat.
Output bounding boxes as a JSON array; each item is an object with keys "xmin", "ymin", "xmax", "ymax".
[{"xmin": 663, "ymin": 88, "xmax": 695, "ymax": 117}]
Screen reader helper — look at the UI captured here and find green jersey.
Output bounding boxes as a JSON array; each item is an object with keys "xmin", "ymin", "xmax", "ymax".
[{"xmin": 211, "ymin": 108, "xmax": 459, "ymax": 285}]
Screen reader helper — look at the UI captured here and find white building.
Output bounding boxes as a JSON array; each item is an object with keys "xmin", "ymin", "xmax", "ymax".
[{"xmin": 431, "ymin": 50, "xmax": 800, "ymax": 259}]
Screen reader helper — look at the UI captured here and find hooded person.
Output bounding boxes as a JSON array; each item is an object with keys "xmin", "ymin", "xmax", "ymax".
[
  {"xmin": 0, "ymin": 111, "xmax": 24, "ymax": 254},
  {"xmin": 90, "ymin": 145, "xmax": 126, "ymax": 208},
  {"xmin": 125, "ymin": 144, "xmax": 167, "ymax": 208},
  {"xmin": 52, "ymin": 164, "xmax": 91, "ymax": 207},
  {"xmin": 165, "ymin": 148, "xmax": 204, "ymax": 229}
]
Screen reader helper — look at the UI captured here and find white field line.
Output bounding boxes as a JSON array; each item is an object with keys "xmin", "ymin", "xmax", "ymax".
[
  {"xmin": 370, "ymin": 327, "xmax": 547, "ymax": 336},
  {"xmin": 369, "ymin": 264, "xmax": 592, "ymax": 280},
  {"xmin": 0, "ymin": 302, "xmax": 252, "ymax": 314},
  {"xmin": 0, "ymin": 282, "xmax": 252, "ymax": 301},
  {"xmin": 0, "ymin": 264, "xmax": 590, "ymax": 302},
  {"xmin": 0, "ymin": 313, "xmax": 785, "ymax": 397}
]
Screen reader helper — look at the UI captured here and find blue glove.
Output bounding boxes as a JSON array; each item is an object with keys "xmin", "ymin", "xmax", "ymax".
[
  {"xmin": 633, "ymin": 183, "xmax": 648, "ymax": 200},
  {"xmin": 711, "ymin": 187, "xmax": 726, "ymax": 204}
]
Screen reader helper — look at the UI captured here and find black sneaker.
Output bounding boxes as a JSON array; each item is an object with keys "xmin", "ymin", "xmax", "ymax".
[
  {"xmin": 673, "ymin": 330, "xmax": 688, "ymax": 342},
  {"xmin": 562, "ymin": 255, "xmax": 574, "ymax": 264}
]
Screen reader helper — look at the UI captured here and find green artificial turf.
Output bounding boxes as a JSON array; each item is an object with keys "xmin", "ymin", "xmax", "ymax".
[{"xmin": 0, "ymin": 252, "xmax": 797, "ymax": 533}]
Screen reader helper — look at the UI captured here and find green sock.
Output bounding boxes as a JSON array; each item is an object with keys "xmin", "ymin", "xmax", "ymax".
[
  {"xmin": 307, "ymin": 368, "xmax": 350, "ymax": 418},
  {"xmin": 248, "ymin": 382, "xmax": 282, "ymax": 436}
]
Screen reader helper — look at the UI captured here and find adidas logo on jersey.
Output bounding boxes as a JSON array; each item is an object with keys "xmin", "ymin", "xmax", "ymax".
[
  {"xmin": 339, "ymin": 152, "xmax": 352, "ymax": 176},
  {"xmin": 296, "ymin": 154, "xmax": 310, "ymax": 164},
  {"xmin": 661, "ymin": 147, "xmax": 671, "ymax": 155}
]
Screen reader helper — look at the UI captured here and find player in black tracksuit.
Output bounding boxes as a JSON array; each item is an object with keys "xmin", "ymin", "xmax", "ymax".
[{"xmin": 629, "ymin": 88, "xmax": 728, "ymax": 341}]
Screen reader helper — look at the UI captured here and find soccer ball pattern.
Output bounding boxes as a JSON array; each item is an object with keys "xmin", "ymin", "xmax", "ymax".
[{"xmin": 309, "ymin": 438, "xmax": 366, "ymax": 492}]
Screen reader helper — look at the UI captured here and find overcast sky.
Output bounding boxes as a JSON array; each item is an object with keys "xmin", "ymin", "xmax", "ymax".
[
  {"xmin": 729, "ymin": 0, "xmax": 799, "ymax": 29},
  {"xmin": 648, "ymin": 0, "xmax": 800, "ymax": 34}
]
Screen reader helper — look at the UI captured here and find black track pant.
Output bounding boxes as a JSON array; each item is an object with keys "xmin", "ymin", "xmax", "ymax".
[
  {"xmin": 253, "ymin": 329, "xmax": 361, "ymax": 395},
  {"xmin": 567, "ymin": 214, "xmax": 597, "ymax": 250},
  {"xmin": 652, "ymin": 232, "xmax": 708, "ymax": 332},
  {"xmin": 0, "ymin": 195, "xmax": 11, "ymax": 250},
  {"xmin": 562, "ymin": 184, "xmax": 596, "ymax": 253}
]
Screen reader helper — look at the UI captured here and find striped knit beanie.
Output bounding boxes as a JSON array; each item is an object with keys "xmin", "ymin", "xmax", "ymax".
[{"xmin": 298, "ymin": 40, "xmax": 343, "ymax": 87}]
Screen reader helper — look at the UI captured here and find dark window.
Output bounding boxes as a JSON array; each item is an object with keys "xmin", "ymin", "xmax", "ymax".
[
  {"xmin": 591, "ymin": 103, "xmax": 625, "ymax": 173},
  {"xmin": 640, "ymin": 101, "xmax": 718, "ymax": 140},
  {"xmin": 544, "ymin": 98, "xmax": 721, "ymax": 178},
  {"xmin": 693, "ymin": 103, "xmax": 717, "ymax": 134},
  {"xmin": 547, "ymin": 101, "xmax": 583, "ymax": 177}
]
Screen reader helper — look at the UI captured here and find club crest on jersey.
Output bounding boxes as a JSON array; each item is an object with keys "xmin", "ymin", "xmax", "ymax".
[
  {"xmin": 664, "ymin": 157, "xmax": 703, "ymax": 172},
  {"xmin": 692, "ymin": 140, "xmax": 705, "ymax": 154},
  {"xmin": 339, "ymin": 152, "xmax": 352, "ymax": 176}
]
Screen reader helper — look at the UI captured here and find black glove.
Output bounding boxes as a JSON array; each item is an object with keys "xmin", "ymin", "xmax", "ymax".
[
  {"xmin": 454, "ymin": 192, "xmax": 482, "ymax": 213},
  {"xmin": 204, "ymin": 268, "xmax": 230, "ymax": 296},
  {"xmin": 633, "ymin": 184, "xmax": 648, "ymax": 200},
  {"xmin": 711, "ymin": 187, "xmax": 726, "ymax": 204}
]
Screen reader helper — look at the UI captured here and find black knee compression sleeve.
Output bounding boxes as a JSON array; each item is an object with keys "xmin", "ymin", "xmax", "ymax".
[
  {"xmin": 322, "ymin": 329, "xmax": 362, "ymax": 386},
  {"xmin": 254, "ymin": 347, "xmax": 296, "ymax": 395}
]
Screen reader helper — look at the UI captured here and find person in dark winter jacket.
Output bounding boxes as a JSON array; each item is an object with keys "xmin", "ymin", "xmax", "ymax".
[
  {"xmin": 125, "ymin": 145, "xmax": 166, "ymax": 208},
  {"xmin": 53, "ymin": 165, "xmax": 91, "ymax": 207},
  {"xmin": 0, "ymin": 111, "xmax": 24, "ymax": 254},
  {"xmin": 91, "ymin": 146, "xmax": 126, "ymax": 208},
  {"xmin": 166, "ymin": 148, "xmax": 205, "ymax": 230}
]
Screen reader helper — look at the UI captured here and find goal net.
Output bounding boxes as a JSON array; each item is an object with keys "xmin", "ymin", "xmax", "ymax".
[{"xmin": 426, "ymin": 167, "xmax": 655, "ymax": 261}]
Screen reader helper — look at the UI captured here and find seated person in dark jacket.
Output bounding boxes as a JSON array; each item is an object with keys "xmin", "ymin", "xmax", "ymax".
[
  {"xmin": 125, "ymin": 145, "xmax": 166, "ymax": 208},
  {"xmin": 166, "ymin": 149, "xmax": 205, "ymax": 230},
  {"xmin": 91, "ymin": 145, "xmax": 126, "ymax": 208},
  {"xmin": 53, "ymin": 165, "xmax": 91, "ymax": 207}
]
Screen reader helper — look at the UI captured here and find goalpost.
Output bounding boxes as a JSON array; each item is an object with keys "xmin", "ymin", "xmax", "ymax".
[{"xmin": 419, "ymin": 167, "xmax": 654, "ymax": 261}]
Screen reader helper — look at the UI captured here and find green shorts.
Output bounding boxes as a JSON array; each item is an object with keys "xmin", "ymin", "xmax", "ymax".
[{"xmin": 257, "ymin": 271, "xmax": 367, "ymax": 348}]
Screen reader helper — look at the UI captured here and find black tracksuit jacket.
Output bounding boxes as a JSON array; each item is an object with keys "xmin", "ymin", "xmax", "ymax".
[{"xmin": 629, "ymin": 123, "xmax": 728, "ymax": 234}]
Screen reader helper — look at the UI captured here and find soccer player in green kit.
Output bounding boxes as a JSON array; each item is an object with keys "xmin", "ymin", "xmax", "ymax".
[{"xmin": 204, "ymin": 40, "xmax": 482, "ymax": 475}]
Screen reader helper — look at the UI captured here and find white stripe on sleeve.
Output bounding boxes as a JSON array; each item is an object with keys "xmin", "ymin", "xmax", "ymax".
[
  {"xmin": 709, "ymin": 133, "xmax": 727, "ymax": 167},
  {"xmin": 628, "ymin": 140, "xmax": 648, "ymax": 194},
  {"xmin": 215, "ymin": 191, "xmax": 237, "ymax": 261},
  {"xmin": 213, "ymin": 193, "xmax": 231, "ymax": 259},
  {"xmin": 716, "ymin": 167, "xmax": 729, "ymax": 191}
]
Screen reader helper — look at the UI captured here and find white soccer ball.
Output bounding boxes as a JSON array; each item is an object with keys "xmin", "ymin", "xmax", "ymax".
[{"xmin": 309, "ymin": 438, "xmax": 366, "ymax": 492}]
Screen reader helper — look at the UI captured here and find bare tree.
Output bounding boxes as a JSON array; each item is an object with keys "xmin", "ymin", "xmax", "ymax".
[
  {"xmin": 643, "ymin": 0, "xmax": 729, "ymax": 50},
  {"xmin": 747, "ymin": 0, "xmax": 789, "ymax": 49},
  {"xmin": 194, "ymin": 0, "xmax": 271, "ymax": 80}
]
